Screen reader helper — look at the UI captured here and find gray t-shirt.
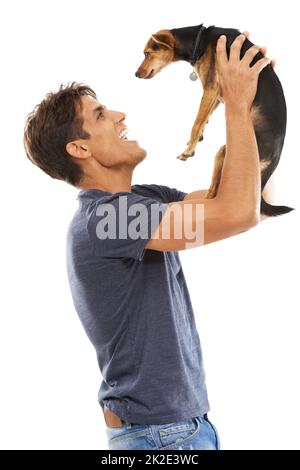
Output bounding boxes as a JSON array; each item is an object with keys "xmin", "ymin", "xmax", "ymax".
[{"xmin": 66, "ymin": 184, "xmax": 210, "ymax": 425}]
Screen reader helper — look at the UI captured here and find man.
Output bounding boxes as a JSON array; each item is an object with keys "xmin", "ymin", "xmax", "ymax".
[{"xmin": 24, "ymin": 32, "xmax": 274, "ymax": 450}]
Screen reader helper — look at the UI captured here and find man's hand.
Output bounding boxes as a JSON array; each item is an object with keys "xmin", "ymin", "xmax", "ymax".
[
  {"xmin": 216, "ymin": 33, "xmax": 273, "ymax": 111},
  {"xmin": 146, "ymin": 32, "xmax": 276, "ymax": 252}
]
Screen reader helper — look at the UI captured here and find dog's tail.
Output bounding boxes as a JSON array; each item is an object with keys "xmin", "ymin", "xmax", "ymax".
[{"xmin": 261, "ymin": 197, "xmax": 295, "ymax": 217}]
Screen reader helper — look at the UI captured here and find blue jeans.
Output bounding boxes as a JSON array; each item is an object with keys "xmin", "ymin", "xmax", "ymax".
[{"xmin": 105, "ymin": 414, "xmax": 221, "ymax": 450}]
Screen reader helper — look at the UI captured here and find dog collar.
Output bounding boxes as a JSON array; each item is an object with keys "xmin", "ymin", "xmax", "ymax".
[{"xmin": 189, "ymin": 23, "xmax": 206, "ymax": 80}]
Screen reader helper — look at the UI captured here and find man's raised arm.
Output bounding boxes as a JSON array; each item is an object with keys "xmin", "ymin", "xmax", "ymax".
[{"xmin": 146, "ymin": 33, "xmax": 272, "ymax": 252}]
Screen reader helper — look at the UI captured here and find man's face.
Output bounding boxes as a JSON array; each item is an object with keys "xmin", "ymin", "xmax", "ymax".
[{"xmin": 78, "ymin": 95, "xmax": 147, "ymax": 168}]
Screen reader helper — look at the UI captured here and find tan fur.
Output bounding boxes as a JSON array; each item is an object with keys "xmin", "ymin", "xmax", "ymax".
[
  {"xmin": 135, "ymin": 30, "xmax": 175, "ymax": 79},
  {"xmin": 250, "ymin": 105, "xmax": 265, "ymax": 130},
  {"xmin": 206, "ymin": 145, "xmax": 226, "ymax": 198},
  {"xmin": 260, "ymin": 160, "xmax": 271, "ymax": 171}
]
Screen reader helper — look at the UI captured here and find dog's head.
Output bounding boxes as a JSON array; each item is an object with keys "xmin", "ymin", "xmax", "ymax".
[{"xmin": 135, "ymin": 29, "xmax": 176, "ymax": 79}]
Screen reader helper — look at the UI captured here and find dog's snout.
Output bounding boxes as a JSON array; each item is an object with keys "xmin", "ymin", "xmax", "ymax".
[{"xmin": 135, "ymin": 70, "xmax": 141, "ymax": 78}]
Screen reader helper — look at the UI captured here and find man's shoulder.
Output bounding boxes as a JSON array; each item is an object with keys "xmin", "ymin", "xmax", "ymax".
[
  {"xmin": 132, "ymin": 184, "xmax": 187, "ymax": 204},
  {"xmin": 131, "ymin": 183, "xmax": 170, "ymax": 203}
]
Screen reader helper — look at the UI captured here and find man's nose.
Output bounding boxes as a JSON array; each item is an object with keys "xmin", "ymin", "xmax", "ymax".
[{"xmin": 114, "ymin": 110, "xmax": 126, "ymax": 122}]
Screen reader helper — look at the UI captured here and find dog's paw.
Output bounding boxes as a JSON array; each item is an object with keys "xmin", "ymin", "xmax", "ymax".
[
  {"xmin": 205, "ymin": 189, "xmax": 216, "ymax": 199},
  {"xmin": 177, "ymin": 150, "xmax": 195, "ymax": 161}
]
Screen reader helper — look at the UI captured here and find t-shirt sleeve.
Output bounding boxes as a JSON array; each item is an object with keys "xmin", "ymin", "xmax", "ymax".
[
  {"xmin": 132, "ymin": 184, "xmax": 188, "ymax": 203},
  {"xmin": 87, "ymin": 192, "xmax": 168, "ymax": 261},
  {"xmin": 158, "ymin": 185, "xmax": 188, "ymax": 202}
]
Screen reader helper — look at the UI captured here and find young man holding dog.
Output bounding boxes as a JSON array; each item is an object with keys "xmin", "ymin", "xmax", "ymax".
[{"xmin": 24, "ymin": 32, "xmax": 274, "ymax": 450}]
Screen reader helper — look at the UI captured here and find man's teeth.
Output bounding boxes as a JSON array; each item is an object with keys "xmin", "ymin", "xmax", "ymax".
[{"xmin": 119, "ymin": 128, "xmax": 128, "ymax": 140}]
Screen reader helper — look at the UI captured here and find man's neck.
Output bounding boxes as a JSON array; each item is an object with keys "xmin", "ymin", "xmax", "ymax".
[{"xmin": 78, "ymin": 171, "xmax": 133, "ymax": 194}]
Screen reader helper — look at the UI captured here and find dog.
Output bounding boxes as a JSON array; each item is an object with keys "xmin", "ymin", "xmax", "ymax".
[{"xmin": 135, "ymin": 24, "xmax": 293, "ymax": 217}]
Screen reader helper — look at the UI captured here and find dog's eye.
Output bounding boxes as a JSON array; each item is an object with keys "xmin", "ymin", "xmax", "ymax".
[
  {"xmin": 144, "ymin": 52, "xmax": 150, "ymax": 58},
  {"xmin": 151, "ymin": 43, "xmax": 160, "ymax": 51}
]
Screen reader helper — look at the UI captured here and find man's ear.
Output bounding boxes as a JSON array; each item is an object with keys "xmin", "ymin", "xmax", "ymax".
[
  {"xmin": 151, "ymin": 30, "xmax": 175, "ymax": 49},
  {"xmin": 66, "ymin": 140, "xmax": 91, "ymax": 160}
]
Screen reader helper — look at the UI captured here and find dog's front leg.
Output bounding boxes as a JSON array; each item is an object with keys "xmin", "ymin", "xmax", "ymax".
[{"xmin": 177, "ymin": 87, "xmax": 219, "ymax": 161}]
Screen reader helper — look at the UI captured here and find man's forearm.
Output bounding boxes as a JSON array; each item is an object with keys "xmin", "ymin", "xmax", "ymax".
[{"xmin": 217, "ymin": 103, "xmax": 261, "ymax": 222}]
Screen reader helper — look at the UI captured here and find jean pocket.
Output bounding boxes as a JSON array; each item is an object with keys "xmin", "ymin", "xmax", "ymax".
[
  {"xmin": 158, "ymin": 417, "xmax": 201, "ymax": 449},
  {"xmin": 107, "ymin": 426, "xmax": 152, "ymax": 450},
  {"xmin": 204, "ymin": 416, "xmax": 221, "ymax": 450}
]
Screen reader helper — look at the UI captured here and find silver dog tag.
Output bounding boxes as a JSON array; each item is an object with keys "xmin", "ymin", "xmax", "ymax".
[{"xmin": 189, "ymin": 70, "xmax": 198, "ymax": 81}]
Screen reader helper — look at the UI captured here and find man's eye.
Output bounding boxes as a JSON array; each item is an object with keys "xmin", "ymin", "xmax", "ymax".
[{"xmin": 97, "ymin": 105, "xmax": 106, "ymax": 120}]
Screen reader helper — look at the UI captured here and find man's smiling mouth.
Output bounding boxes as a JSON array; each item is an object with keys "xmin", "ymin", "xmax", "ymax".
[
  {"xmin": 118, "ymin": 127, "xmax": 128, "ymax": 140},
  {"xmin": 118, "ymin": 127, "xmax": 138, "ymax": 144}
]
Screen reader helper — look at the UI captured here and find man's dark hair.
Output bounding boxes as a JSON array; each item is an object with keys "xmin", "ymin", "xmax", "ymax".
[{"xmin": 24, "ymin": 82, "xmax": 97, "ymax": 186}]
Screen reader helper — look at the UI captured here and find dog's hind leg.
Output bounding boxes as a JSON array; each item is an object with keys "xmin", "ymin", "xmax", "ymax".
[{"xmin": 205, "ymin": 144, "xmax": 226, "ymax": 199}]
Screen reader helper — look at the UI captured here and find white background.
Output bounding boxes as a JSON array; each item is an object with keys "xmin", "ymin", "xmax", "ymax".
[{"xmin": 0, "ymin": 0, "xmax": 299, "ymax": 450}]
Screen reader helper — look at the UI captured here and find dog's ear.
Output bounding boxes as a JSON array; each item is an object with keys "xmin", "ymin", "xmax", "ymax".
[{"xmin": 151, "ymin": 31, "xmax": 175, "ymax": 50}]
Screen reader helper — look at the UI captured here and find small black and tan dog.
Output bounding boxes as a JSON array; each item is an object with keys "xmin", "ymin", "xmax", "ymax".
[{"xmin": 135, "ymin": 24, "xmax": 293, "ymax": 217}]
